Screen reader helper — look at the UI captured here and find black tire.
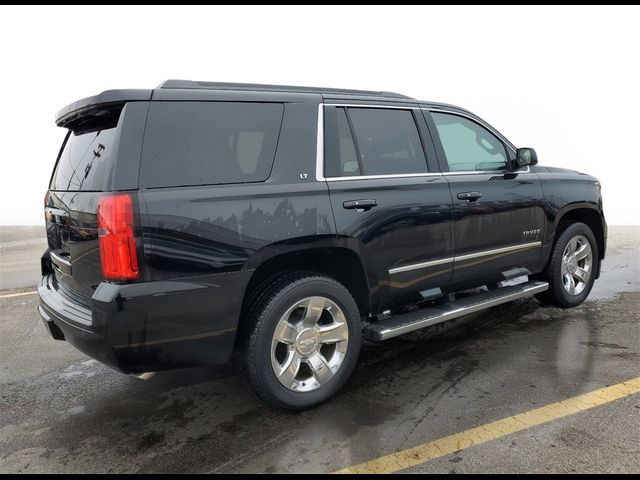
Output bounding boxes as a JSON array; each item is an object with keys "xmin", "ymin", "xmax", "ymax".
[
  {"xmin": 233, "ymin": 273, "xmax": 362, "ymax": 410},
  {"xmin": 535, "ymin": 222, "xmax": 598, "ymax": 308}
]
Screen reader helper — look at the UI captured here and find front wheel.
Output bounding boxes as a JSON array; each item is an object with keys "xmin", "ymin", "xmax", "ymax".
[
  {"xmin": 535, "ymin": 222, "xmax": 598, "ymax": 308},
  {"xmin": 234, "ymin": 273, "xmax": 362, "ymax": 410}
]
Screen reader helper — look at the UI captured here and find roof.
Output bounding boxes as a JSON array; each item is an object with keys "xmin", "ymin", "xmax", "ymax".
[
  {"xmin": 158, "ymin": 79, "xmax": 414, "ymax": 100},
  {"xmin": 56, "ymin": 80, "xmax": 479, "ymax": 128}
]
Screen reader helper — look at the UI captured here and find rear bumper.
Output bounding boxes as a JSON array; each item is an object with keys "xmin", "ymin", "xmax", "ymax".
[{"xmin": 38, "ymin": 270, "xmax": 252, "ymax": 373}]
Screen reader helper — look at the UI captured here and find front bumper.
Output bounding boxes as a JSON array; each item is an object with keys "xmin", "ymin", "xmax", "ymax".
[{"xmin": 38, "ymin": 271, "xmax": 252, "ymax": 373}]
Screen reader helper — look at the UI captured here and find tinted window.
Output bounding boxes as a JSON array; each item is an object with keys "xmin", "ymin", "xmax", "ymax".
[
  {"xmin": 431, "ymin": 112, "xmax": 508, "ymax": 172},
  {"xmin": 140, "ymin": 102, "xmax": 284, "ymax": 188},
  {"xmin": 324, "ymin": 107, "xmax": 361, "ymax": 177},
  {"xmin": 348, "ymin": 108, "xmax": 427, "ymax": 176},
  {"xmin": 50, "ymin": 126, "xmax": 119, "ymax": 191}
]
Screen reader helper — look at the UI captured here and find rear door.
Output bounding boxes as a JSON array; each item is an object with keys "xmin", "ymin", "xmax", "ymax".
[
  {"xmin": 423, "ymin": 109, "xmax": 545, "ymax": 285},
  {"xmin": 45, "ymin": 102, "xmax": 147, "ymax": 304},
  {"xmin": 323, "ymin": 103, "xmax": 454, "ymax": 311}
]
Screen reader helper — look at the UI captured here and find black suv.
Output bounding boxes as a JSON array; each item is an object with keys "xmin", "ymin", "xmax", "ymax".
[{"xmin": 39, "ymin": 80, "xmax": 606, "ymax": 409}]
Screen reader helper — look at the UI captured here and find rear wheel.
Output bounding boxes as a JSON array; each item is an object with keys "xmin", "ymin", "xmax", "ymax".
[
  {"xmin": 234, "ymin": 273, "xmax": 362, "ymax": 410},
  {"xmin": 535, "ymin": 222, "xmax": 598, "ymax": 307}
]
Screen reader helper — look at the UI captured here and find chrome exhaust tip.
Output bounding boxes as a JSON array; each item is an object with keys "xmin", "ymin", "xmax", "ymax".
[{"xmin": 132, "ymin": 372, "xmax": 155, "ymax": 380}]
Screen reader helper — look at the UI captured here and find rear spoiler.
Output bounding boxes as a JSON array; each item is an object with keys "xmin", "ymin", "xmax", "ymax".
[{"xmin": 55, "ymin": 89, "xmax": 152, "ymax": 129}]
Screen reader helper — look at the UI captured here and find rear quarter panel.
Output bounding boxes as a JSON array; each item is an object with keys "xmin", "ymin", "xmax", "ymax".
[{"xmin": 138, "ymin": 100, "xmax": 336, "ymax": 349}]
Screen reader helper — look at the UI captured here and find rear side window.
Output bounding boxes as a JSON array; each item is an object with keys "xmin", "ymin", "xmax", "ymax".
[
  {"xmin": 140, "ymin": 102, "xmax": 284, "ymax": 188},
  {"xmin": 324, "ymin": 107, "xmax": 427, "ymax": 177},
  {"xmin": 324, "ymin": 107, "xmax": 361, "ymax": 177},
  {"xmin": 50, "ymin": 126, "xmax": 119, "ymax": 191}
]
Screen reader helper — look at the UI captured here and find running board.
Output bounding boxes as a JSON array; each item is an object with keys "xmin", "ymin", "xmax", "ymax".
[{"xmin": 364, "ymin": 280, "xmax": 549, "ymax": 342}]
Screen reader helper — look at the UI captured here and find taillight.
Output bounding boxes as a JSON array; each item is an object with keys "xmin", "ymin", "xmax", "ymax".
[
  {"xmin": 97, "ymin": 194, "xmax": 139, "ymax": 281},
  {"xmin": 44, "ymin": 191, "xmax": 49, "ymax": 207}
]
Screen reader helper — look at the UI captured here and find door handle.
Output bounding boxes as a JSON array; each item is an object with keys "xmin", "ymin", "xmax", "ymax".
[
  {"xmin": 343, "ymin": 199, "xmax": 377, "ymax": 211},
  {"xmin": 457, "ymin": 191, "xmax": 482, "ymax": 202},
  {"xmin": 45, "ymin": 207, "xmax": 69, "ymax": 224}
]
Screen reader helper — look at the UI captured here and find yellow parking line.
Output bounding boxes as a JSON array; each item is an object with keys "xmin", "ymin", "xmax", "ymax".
[
  {"xmin": 0, "ymin": 290, "xmax": 38, "ymax": 299},
  {"xmin": 335, "ymin": 377, "xmax": 640, "ymax": 474}
]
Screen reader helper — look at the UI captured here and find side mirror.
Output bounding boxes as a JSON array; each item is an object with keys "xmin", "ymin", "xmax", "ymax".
[{"xmin": 515, "ymin": 147, "xmax": 538, "ymax": 168}]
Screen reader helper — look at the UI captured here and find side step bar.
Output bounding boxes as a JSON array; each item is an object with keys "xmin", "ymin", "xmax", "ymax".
[{"xmin": 364, "ymin": 280, "xmax": 549, "ymax": 341}]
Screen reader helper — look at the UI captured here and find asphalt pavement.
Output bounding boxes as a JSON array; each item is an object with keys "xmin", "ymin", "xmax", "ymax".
[{"xmin": 0, "ymin": 226, "xmax": 638, "ymax": 473}]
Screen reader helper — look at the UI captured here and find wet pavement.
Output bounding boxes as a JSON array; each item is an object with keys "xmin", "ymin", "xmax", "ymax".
[
  {"xmin": 0, "ymin": 227, "xmax": 46, "ymax": 291},
  {"xmin": 0, "ymin": 226, "xmax": 638, "ymax": 473}
]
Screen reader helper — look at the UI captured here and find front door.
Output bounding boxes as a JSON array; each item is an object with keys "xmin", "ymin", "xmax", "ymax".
[
  {"xmin": 323, "ymin": 104, "xmax": 454, "ymax": 312},
  {"xmin": 425, "ymin": 110, "xmax": 545, "ymax": 285}
]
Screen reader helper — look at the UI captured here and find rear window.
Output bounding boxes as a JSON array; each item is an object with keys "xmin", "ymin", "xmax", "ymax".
[
  {"xmin": 50, "ymin": 126, "xmax": 119, "ymax": 191},
  {"xmin": 139, "ymin": 102, "xmax": 284, "ymax": 188}
]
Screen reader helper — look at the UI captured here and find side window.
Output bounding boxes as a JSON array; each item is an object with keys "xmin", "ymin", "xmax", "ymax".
[
  {"xmin": 348, "ymin": 108, "xmax": 427, "ymax": 176},
  {"xmin": 140, "ymin": 102, "xmax": 284, "ymax": 188},
  {"xmin": 228, "ymin": 132, "xmax": 266, "ymax": 174},
  {"xmin": 324, "ymin": 107, "xmax": 361, "ymax": 177},
  {"xmin": 324, "ymin": 107, "xmax": 427, "ymax": 177},
  {"xmin": 431, "ymin": 112, "xmax": 508, "ymax": 172}
]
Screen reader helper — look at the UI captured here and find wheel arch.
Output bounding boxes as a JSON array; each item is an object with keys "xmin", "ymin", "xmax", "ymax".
[
  {"xmin": 542, "ymin": 205, "xmax": 606, "ymax": 280},
  {"xmin": 241, "ymin": 243, "xmax": 371, "ymax": 321},
  {"xmin": 553, "ymin": 205, "xmax": 606, "ymax": 261}
]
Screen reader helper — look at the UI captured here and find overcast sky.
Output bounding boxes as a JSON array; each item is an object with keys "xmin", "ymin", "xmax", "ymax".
[{"xmin": 1, "ymin": 5, "xmax": 638, "ymax": 225}]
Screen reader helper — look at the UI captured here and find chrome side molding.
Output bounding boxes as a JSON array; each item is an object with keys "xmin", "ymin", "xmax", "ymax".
[{"xmin": 389, "ymin": 241, "xmax": 542, "ymax": 276}]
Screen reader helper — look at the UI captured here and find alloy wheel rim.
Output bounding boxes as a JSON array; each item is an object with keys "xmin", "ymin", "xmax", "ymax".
[
  {"xmin": 561, "ymin": 235, "xmax": 593, "ymax": 296},
  {"xmin": 271, "ymin": 296, "xmax": 349, "ymax": 392}
]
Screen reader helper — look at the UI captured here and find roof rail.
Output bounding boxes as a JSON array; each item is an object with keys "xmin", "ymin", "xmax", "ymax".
[{"xmin": 157, "ymin": 79, "xmax": 413, "ymax": 99}]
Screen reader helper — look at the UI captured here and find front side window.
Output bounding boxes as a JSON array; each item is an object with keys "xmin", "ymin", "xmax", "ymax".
[
  {"xmin": 431, "ymin": 112, "xmax": 508, "ymax": 172},
  {"xmin": 324, "ymin": 107, "xmax": 427, "ymax": 177}
]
